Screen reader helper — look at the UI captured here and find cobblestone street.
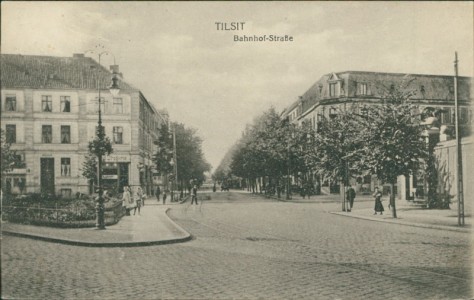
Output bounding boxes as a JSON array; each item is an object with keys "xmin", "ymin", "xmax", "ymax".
[{"xmin": 2, "ymin": 192, "xmax": 472, "ymax": 299}]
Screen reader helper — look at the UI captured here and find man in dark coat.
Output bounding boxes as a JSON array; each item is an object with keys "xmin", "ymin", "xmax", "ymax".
[{"xmin": 346, "ymin": 184, "xmax": 356, "ymax": 212}]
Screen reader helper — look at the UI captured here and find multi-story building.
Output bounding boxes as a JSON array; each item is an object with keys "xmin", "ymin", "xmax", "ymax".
[
  {"xmin": 282, "ymin": 71, "xmax": 472, "ymax": 200},
  {"xmin": 1, "ymin": 53, "xmax": 166, "ymax": 197}
]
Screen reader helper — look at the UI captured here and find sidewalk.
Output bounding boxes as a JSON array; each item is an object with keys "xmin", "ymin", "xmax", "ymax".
[
  {"xmin": 1, "ymin": 202, "xmax": 192, "ymax": 247},
  {"xmin": 330, "ymin": 206, "xmax": 472, "ymax": 233},
  {"xmin": 258, "ymin": 191, "xmax": 471, "ymax": 233}
]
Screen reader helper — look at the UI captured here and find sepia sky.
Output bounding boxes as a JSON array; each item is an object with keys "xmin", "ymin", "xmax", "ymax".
[{"xmin": 2, "ymin": 1, "xmax": 473, "ymax": 171}]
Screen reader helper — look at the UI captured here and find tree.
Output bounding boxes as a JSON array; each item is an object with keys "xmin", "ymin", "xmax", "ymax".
[
  {"xmin": 153, "ymin": 122, "xmax": 174, "ymax": 177},
  {"xmin": 1, "ymin": 129, "xmax": 18, "ymax": 192},
  {"xmin": 82, "ymin": 125, "xmax": 113, "ymax": 194},
  {"xmin": 1, "ymin": 129, "xmax": 16, "ymax": 174},
  {"xmin": 357, "ymin": 80, "xmax": 427, "ymax": 218},
  {"xmin": 305, "ymin": 110, "xmax": 364, "ymax": 210},
  {"xmin": 81, "ymin": 153, "xmax": 97, "ymax": 193},
  {"xmin": 173, "ymin": 122, "xmax": 211, "ymax": 190},
  {"xmin": 229, "ymin": 107, "xmax": 307, "ymax": 198}
]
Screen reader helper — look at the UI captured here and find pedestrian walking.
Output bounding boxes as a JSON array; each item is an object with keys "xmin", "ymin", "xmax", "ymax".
[
  {"xmin": 190, "ymin": 185, "xmax": 198, "ymax": 205},
  {"xmin": 133, "ymin": 186, "xmax": 143, "ymax": 215},
  {"xmin": 155, "ymin": 186, "xmax": 161, "ymax": 202},
  {"xmin": 122, "ymin": 186, "xmax": 133, "ymax": 216},
  {"xmin": 346, "ymin": 184, "xmax": 356, "ymax": 212},
  {"xmin": 163, "ymin": 189, "xmax": 168, "ymax": 204},
  {"xmin": 373, "ymin": 187, "xmax": 384, "ymax": 215}
]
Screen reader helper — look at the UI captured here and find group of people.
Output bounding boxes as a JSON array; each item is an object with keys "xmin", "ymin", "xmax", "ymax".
[
  {"xmin": 345, "ymin": 185, "xmax": 386, "ymax": 215},
  {"xmin": 154, "ymin": 185, "xmax": 198, "ymax": 205},
  {"xmin": 121, "ymin": 186, "xmax": 145, "ymax": 216}
]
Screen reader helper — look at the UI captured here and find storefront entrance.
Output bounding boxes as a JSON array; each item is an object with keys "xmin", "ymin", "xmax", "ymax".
[{"xmin": 102, "ymin": 162, "xmax": 129, "ymax": 195}]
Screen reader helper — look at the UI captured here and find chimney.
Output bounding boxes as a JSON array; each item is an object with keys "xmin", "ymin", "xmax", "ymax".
[
  {"xmin": 73, "ymin": 53, "xmax": 85, "ymax": 58},
  {"xmin": 110, "ymin": 65, "xmax": 123, "ymax": 79}
]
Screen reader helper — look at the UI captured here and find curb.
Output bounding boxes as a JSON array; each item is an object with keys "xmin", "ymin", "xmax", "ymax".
[
  {"xmin": 2, "ymin": 207, "xmax": 193, "ymax": 247},
  {"xmin": 329, "ymin": 211, "xmax": 471, "ymax": 233}
]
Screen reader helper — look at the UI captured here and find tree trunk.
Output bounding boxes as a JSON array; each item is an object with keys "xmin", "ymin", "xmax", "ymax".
[{"xmin": 390, "ymin": 179, "xmax": 397, "ymax": 218}]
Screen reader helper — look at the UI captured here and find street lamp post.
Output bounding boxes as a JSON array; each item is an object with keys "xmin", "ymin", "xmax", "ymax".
[{"xmin": 86, "ymin": 46, "xmax": 120, "ymax": 230}]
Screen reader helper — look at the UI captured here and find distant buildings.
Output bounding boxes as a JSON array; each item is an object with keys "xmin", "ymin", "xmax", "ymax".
[
  {"xmin": 1, "ymin": 53, "xmax": 167, "ymax": 197},
  {"xmin": 282, "ymin": 71, "xmax": 473, "ymax": 201}
]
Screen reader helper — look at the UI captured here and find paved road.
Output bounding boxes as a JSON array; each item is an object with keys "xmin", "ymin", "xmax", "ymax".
[{"xmin": 2, "ymin": 192, "xmax": 472, "ymax": 299}]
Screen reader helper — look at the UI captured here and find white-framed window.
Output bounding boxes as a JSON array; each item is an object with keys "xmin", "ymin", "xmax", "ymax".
[
  {"xmin": 42, "ymin": 125, "xmax": 52, "ymax": 143},
  {"xmin": 60, "ymin": 96, "xmax": 71, "ymax": 112},
  {"xmin": 113, "ymin": 98, "xmax": 123, "ymax": 114},
  {"xmin": 42, "ymin": 95, "xmax": 52, "ymax": 112},
  {"xmin": 61, "ymin": 125, "xmax": 71, "ymax": 144},
  {"xmin": 61, "ymin": 158, "xmax": 71, "ymax": 177},
  {"xmin": 5, "ymin": 95, "xmax": 17, "ymax": 111},
  {"xmin": 113, "ymin": 126, "xmax": 123, "ymax": 144},
  {"xmin": 6, "ymin": 124, "xmax": 16, "ymax": 143}
]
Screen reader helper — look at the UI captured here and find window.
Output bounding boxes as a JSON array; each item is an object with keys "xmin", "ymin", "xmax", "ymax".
[
  {"xmin": 95, "ymin": 97, "xmax": 105, "ymax": 113},
  {"xmin": 6, "ymin": 95, "xmax": 16, "ymax": 111},
  {"xmin": 60, "ymin": 96, "xmax": 71, "ymax": 112},
  {"xmin": 13, "ymin": 154, "xmax": 26, "ymax": 168},
  {"xmin": 329, "ymin": 83, "xmax": 337, "ymax": 97},
  {"xmin": 42, "ymin": 96, "xmax": 52, "ymax": 112},
  {"xmin": 61, "ymin": 158, "xmax": 71, "ymax": 177},
  {"xmin": 113, "ymin": 98, "xmax": 123, "ymax": 114},
  {"xmin": 42, "ymin": 125, "xmax": 52, "ymax": 143},
  {"xmin": 61, "ymin": 126, "xmax": 71, "ymax": 144},
  {"xmin": 6, "ymin": 125, "xmax": 16, "ymax": 143},
  {"xmin": 113, "ymin": 126, "xmax": 123, "ymax": 144},
  {"xmin": 60, "ymin": 189, "xmax": 72, "ymax": 198},
  {"xmin": 440, "ymin": 107, "xmax": 452, "ymax": 124},
  {"xmin": 359, "ymin": 83, "xmax": 367, "ymax": 95}
]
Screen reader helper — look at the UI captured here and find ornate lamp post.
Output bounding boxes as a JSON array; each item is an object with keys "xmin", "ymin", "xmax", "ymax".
[{"xmin": 86, "ymin": 46, "xmax": 120, "ymax": 230}]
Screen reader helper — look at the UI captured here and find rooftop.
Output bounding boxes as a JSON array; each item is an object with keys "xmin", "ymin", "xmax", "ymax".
[{"xmin": 1, "ymin": 53, "xmax": 138, "ymax": 91}]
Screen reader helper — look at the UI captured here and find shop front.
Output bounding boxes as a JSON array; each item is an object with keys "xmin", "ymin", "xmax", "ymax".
[{"xmin": 103, "ymin": 155, "xmax": 130, "ymax": 195}]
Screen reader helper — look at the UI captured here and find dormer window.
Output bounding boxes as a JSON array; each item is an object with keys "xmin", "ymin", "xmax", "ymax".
[
  {"xmin": 329, "ymin": 83, "xmax": 337, "ymax": 97},
  {"xmin": 359, "ymin": 83, "xmax": 367, "ymax": 95}
]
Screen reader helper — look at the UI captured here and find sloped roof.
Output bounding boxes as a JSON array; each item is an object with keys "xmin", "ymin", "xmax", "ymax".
[
  {"xmin": 1, "ymin": 54, "xmax": 138, "ymax": 91},
  {"xmin": 283, "ymin": 70, "xmax": 473, "ymax": 118}
]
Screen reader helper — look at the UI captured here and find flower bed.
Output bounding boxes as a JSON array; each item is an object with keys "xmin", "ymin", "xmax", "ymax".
[{"xmin": 2, "ymin": 193, "xmax": 125, "ymax": 228}]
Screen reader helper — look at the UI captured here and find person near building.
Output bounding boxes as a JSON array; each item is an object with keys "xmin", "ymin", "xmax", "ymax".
[
  {"xmin": 190, "ymin": 185, "xmax": 198, "ymax": 205},
  {"xmin": 372, "ymin": 187, "xmax": 384, "ymax": 215},
  {"xmin": 134, "ymin": 186, "xmax": 143, "ymax": 215},
  {"xmin": 122, "ymin": 186, "xmax": 133, "ymax": 216},
  {"xmin": 163, "ymin": 188, "xmax": 168, "ymax": 205},
  {"xmin": 155, "ymin": 186, "xmax": 161, "ymax": 202},
  {"xmin": 346, "ymin": 184, "xmax": 356, "ymax": 212}
]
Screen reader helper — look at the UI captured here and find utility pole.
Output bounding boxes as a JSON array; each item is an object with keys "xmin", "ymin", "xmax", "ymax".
[
  {"xmin": 172, "ymin": 124, "xmax": 178, "ymax": 201},
  {"xmin": 454, "ymin": 51, "xmax": 465, "ymax": 226}
]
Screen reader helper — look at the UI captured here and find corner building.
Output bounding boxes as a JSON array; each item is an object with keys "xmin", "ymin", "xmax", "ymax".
[
  {"xmin": 1, "ymin": 54, "xmax": 166, "ymax": 197},
  {"xmin": 283, "ymin": 71, "xmax": 472, "ymax": 201}
]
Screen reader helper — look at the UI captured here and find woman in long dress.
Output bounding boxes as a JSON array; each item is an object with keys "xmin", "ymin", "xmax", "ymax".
[
  {"xmin": 373, "ymin": 187, "xmax": 384, "ymax": 215},
  {"xmin": 122, "ymin": 186, "xmax": 133, "ymax": 216}
]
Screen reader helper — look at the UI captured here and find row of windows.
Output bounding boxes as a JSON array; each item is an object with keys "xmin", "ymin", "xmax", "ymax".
[
  {"xmin": 4, "ymin": 125, "xmax": 124, "ymax": 144},
  {"xmin": 4, "ymin": 95, "xmax": 124, "ymax": 114}
]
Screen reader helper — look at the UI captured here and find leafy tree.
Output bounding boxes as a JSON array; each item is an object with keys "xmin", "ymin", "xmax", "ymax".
[
  {"xmin": 1, "ymin": 129, "xmax": 18, "ymax": 191},
  {"xmin": 1, "ymin": 129, "xmax": 16, "ymax": 174},
  {"xmin": 229, "ymin": 107, "xmax": 307, "ymax": 197},
  {"xmin": 305, "ymin": 110, "xmax": 364, "ymax": 209},
  {"xmin": 153, "ymin": 122, "xmax": 174, "ymax": 177},
  {"xmin": 82, "ymin": 125, "xmax": 113, "ymax": 194},
  {"xmin": 173, "ymin": 122, "xmax": 211, "ymax": 190},
  {"xmin": 81, "ymin": 153, "xmax": 97, "ymax": 192},
  {"xmin": 357, "ymin": 81, "xmax": 427, "ymax": 217}
]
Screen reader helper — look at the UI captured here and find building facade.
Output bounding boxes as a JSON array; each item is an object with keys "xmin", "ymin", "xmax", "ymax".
[
  {"xmin": 1, "ymin": 53, "xmax": 166, "ymax": 197},
  {"xmin": 283, "ymin": 71, "xmax": 472, "ymax": 200}
]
